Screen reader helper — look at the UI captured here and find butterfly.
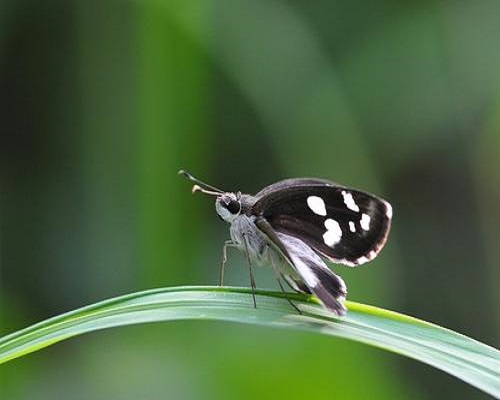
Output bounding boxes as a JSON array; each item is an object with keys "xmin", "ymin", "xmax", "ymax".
[{"xmin": 179, "ymin": 170, "xmax": 392, "ymax": 316}]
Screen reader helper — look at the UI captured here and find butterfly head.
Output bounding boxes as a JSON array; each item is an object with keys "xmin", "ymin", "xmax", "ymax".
[
  {"xmin": 178, "ymin": 169, "xmax": 242, "ymax": 223},
  {"xmin": 215, "ymin": 192, "xmax": 242, "ymax": 222}
]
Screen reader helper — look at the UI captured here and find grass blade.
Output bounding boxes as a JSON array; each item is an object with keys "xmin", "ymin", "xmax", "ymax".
[{"xmin": 0, "ymin": 286, "xmax": 498, "ymax": 397}]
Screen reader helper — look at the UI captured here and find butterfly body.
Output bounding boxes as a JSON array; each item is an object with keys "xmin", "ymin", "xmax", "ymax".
[{"xmin": 180, "ymin": 171, "xmax": 392, "ymax": 316}]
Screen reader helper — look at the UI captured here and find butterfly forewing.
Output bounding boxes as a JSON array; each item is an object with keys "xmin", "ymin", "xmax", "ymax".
[
  {"xmin": 254, "ymin": 178, "xmax": 338, "ymax": 198},
  {"xmin": 252, "ymin": 182, "xmax": 392, "ymax": 266}
]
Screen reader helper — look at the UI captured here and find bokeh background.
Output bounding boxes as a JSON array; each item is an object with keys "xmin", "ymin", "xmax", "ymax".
[{"xmin": 1, "ymin": 1, "xmax": 499, "ymax": 399}]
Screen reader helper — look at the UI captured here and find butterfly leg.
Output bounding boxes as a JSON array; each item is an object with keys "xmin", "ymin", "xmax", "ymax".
[
  {"xmin": 242, "ymin": 233, "xmax": 257, "ymax": 308},
  {"xmin": 268, "ymin": 250, "xmax": 302, "ymax": 314},
  {"xmin": 220, "ymin": 240, "xmax": 236, "ymax": 286},
  {"xmin": 277, "ymin": 276, "xmax": 302, "ymax": 314}
]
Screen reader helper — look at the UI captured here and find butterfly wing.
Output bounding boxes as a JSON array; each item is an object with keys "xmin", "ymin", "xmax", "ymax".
[
  {"xmin": 255, "ymin": 217, "xmax": 347, "ymax": 316},
  {"xmin": 254, "ymin": 178, "xmax": 339, "ymax": 198},
  {"xmin": 253, "ymin": 180, "xmax": 392, "ymax": 266}
]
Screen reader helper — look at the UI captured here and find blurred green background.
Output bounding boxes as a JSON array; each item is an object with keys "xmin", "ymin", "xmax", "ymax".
[{"xmin": 1, "ymin": 1, "xmax": 499, "ymax": 399}]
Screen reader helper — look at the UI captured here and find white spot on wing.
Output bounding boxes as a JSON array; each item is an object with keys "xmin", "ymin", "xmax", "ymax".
[
  {"xmin": 357, "ymin": 250, "xmax": 379, "ymax": 265},
  {"xmin": 307, "ymin": 196, "xmax": 327, "ymax": 216},
  {"xmin": 323, "ymin": 219, "xmax": 342, "ymax": 247},
  {"xmin": 360, "ymin": 213, "xmax": 371, "ymax": 231},
  {"xmin": 385, "ymin": 202, "xmax": 393, "ymax": 219},
  {"xmin": 349, "ymin": 221, "xmax": 356, "ymax": 233},
  {"xmin": 357, "ymin": 256, "xmax": 369, "ymax": 264},
  {"xmin": 341, "ymin": 190, "xmax": 360, "ymax": 212}
]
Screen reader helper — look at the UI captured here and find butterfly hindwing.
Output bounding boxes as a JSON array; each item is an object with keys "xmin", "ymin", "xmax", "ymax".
[{"xmin": 255, "ymin": 217, "xmax": 347, "ymax": 315}]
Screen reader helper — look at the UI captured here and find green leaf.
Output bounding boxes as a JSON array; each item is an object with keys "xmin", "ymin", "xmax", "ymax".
[{"xmin": 0, "ymin": 286, "xmax": 498, "ymax": 397}]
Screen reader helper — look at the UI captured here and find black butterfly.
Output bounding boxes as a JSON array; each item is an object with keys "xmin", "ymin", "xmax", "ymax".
[{"xmin": 179, "ymin": 170, "xmax": 392, "ymax": 316}]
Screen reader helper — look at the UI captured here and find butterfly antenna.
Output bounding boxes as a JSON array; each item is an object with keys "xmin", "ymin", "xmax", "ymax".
[{"xmin": 178, "ymin": 169, "xmax": 224, "ymax": 196}]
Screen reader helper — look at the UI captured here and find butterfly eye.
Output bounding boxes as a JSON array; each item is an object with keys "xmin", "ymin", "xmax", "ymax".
[
  {"xmin": 225, "ymin": 198, "xmax": 241, "ymax": 215},
  {"xmin": 220, "ymin": 194, "xmax": 241, "ymax": 214},
  {"xmin": 215, "ymin": 194, "xmax": 241, "ymax": 222}
]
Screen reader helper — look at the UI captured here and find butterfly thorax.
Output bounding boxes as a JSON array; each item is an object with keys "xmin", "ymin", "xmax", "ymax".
[
  {"xmin": 215, "ymin": 192, "xmax": 296, "ymax": 278},
  {"xmin": 230, "ymin": 214, "xmax": 302, "ymax": 287}
]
